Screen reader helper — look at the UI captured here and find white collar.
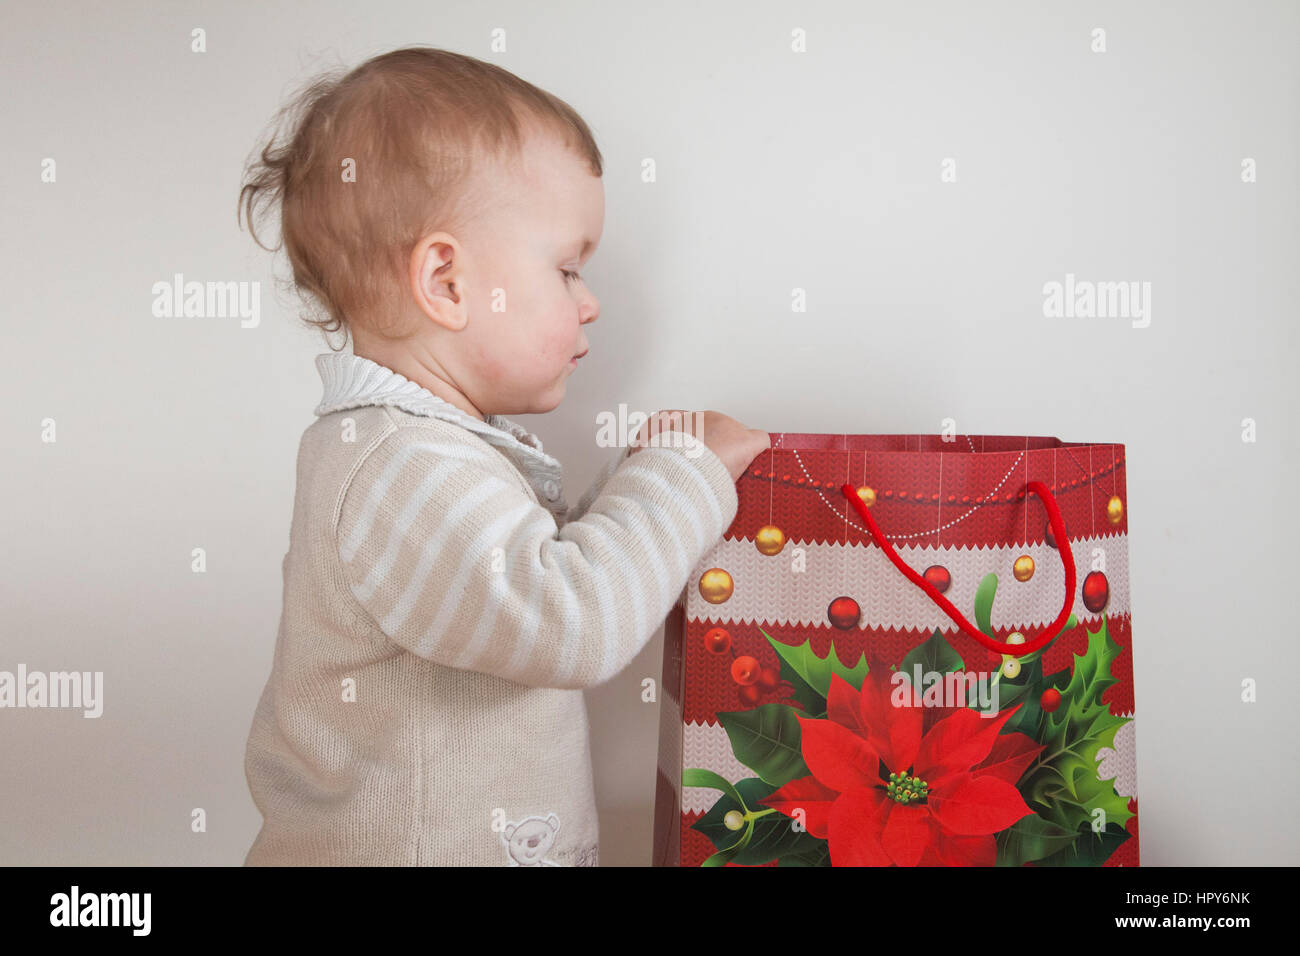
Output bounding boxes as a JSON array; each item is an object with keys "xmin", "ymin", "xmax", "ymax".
[{"xmin": 313, "ymin": 351, "xmax": 562, "ymax": 473}]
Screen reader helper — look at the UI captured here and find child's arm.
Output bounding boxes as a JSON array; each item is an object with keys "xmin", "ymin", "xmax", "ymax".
[
  {"xmin": 334, "ymin": 425, "xmax": 737, "ymax": 689},
  {"xmin": 564, "ymin": 445, "xmax": 634, "ymax": 525}
]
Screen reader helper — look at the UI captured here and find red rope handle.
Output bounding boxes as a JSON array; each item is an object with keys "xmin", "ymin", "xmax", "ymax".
[{"xmin": 840, "ymin": 480, "xmax": 1077, "ymax": 657}]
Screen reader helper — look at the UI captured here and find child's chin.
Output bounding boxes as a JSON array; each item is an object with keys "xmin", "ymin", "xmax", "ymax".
[{"xmin": 533, "ymin": 385, "xmax": 566, "ymax": 413}]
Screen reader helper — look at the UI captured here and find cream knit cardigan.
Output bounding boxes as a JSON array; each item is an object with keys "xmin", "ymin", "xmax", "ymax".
[{"xmin": 242, "ymin": 352, "xmax": 738, "ymax": 866}]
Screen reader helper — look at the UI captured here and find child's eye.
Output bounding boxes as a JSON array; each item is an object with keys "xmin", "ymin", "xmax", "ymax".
[{"xmin": 561, "ymin": 268, "xmax": 582, "ymax": 284}]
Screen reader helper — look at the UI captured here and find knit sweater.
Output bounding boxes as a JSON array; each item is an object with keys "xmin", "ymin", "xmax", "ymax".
[{"xmin": 242, "ymin": 352, "xmax": 739, "ymax": 866}]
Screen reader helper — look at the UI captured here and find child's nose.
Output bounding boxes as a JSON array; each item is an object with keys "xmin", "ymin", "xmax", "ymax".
[{"xmin": 580, "ymin": 291, "xmax": 600, "ymax": 324}]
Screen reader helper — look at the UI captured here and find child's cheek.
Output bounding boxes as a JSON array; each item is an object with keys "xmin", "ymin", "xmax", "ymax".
[
  {"xmin": 548, "ymin": 317, "xmax": 575, "ymax": 364},
  {"xmin": 470, "ymin": 335, "xmax": 512, "ymax": 384}
]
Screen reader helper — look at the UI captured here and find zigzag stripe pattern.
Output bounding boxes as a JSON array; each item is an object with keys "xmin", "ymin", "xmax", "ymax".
[
  {"xmin": 681, "ymin": 720, "xmax": 755, "ymax": 815},
  {"xmin": 1096, "ymin": 718, "xmax": 1139, "ymax": 799},
  {"xmin": 685, "ymin": 533, "xmax": 1129, "ymax": 631}
]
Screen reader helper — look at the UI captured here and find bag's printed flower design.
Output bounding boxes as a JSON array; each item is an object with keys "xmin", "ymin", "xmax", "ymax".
[
  {"xmin": 760, "ymin": 668, "xmax": 1042, "ymax": 866},
  {"xmin": 656, "ymin": 434, "xmax": 1138, "ymax": 867}
]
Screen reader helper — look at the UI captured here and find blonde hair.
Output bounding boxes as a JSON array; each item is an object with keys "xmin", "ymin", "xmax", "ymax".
[{"xmin": 238, "ymin": 46, "xmax": 603, "ymax": 345}]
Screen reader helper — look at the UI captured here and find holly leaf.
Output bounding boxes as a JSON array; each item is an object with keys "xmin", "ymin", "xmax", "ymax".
[
  {"xmin": 994, "ymin": 814, "xmax": 1079, "ymax": 866},
  {"xmin": 900, "ymin": 628, "xmax": 965, "ymax": 679},
  {"xmin": 691, "ymin": 776, "xmax": 766, "ymax": 849},
  {"xmin": 760, "ymin": 627, "xmax": 868, "ymax": 718},
  {"xmin": 735, "ymin": 818, "xmax": 828, "ymax": 866},
  {"xmin": 701, "ymin": 830, "xmax": 751, "ymax": 867},
  {"xmin": 690, "ymin": 776, "xmax": 828, "ymax": 866},
  {"xmin": 1033, "ymin": 822, "xmax": 1131, "ymax": 867},
  {"xmin": 1029, "ymin": 762, "xmax": 1134, "ymax": 836},
  {"xmin": 777, "ymin": 840, "xmax": 833, "ymax": 866},
  {"xmin": 716, "ymin": 704, "xmax": 811, "ymax": 787},
  {"xmin": 681, "ymin": 769, "xmax": 751, "ymax": 866},
  {"xmin": 997, "ymin": 667, "xmax": 1068, "ymax": 739},
  {"xmin": 965, "ymin": 616, "xmax": 1076, "ymax": 721},
  {"xmin": 973, "ymin": 572, "xmax": 998, "ymax": 636},
  {"xmin": 1018, "ymin": 617, "xmax": 1135, "ymax": 834},
  {"xmin": 772, "ymin": 650, "xmax": 824, "ymax": 717}
]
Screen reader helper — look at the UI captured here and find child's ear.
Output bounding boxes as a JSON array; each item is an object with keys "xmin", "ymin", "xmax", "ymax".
[{"xmin": 410, "ymin": 233, "xmax": 468, "ymax": 331}]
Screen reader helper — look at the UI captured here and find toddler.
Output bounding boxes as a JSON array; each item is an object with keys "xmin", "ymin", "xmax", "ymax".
[{"xmin": 237, "ymin": 46, "xmax": 769, "ymax": 866}]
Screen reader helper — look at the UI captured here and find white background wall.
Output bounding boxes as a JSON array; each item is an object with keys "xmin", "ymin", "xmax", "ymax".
[{"xmin": 1, "ymin": 0, "xmax": 1296, "ymax": 865}]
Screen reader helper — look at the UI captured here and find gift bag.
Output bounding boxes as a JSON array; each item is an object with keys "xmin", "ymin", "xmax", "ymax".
[{"xmin": 653, "ymin": 434, "xmax": 1138, "ymax": 867}]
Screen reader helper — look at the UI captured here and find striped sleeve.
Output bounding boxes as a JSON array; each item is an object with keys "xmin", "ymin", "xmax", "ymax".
[
  {"xmin": 334, "ymin": 427, "xmax": 738, "ymax": 689},
  {"xmin": 564, "ymin": 445, "xmax": 634, "ymax": 526}
]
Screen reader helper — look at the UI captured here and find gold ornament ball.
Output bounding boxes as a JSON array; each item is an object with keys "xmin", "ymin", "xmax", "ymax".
[
  {"xmin": 856, "ymin": 486, "xmax": 877, "ymax": 508},
  {"xmin": 755, "ymin": 524, "xmax": 787, "ymax": 556},
  {"xmin": 1013, "ymin": 555, "xmax": 1035, "ymax": 582},
  {"xmin": 1001, "ymin": 633, "xmax": 1026, "ymax": 677},
  {"xmin": 698, "ymin": 568, "xmax": 734, "ymax": 604},
  {"xmin": 1106, "ymin": 495, "xmax": 1124, "ymax": 525}
]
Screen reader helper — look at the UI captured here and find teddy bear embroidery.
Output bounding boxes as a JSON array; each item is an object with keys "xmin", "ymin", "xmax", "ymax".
[{"xmin": 501, "ymin": 813, "xmax": 564, "ymax": 866}]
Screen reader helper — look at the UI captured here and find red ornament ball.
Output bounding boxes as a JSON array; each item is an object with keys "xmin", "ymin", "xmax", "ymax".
[
  {"xmin": 1082, "ymin": 570, "xmax": 1110, "ymax": 614},
  {"xmin": 758, "ymin": 666, "xmax": 779, "ymax": 691},
  {"xmin": 731, "ymin": 656, "xmax": 761, "ymax": 686},
  {"xmin": 827, "ymin": 596, "xmax": 861, "ymax": 630},
  {"xmin": 1044, "ymin": 517, "xmax": 1061, "ymax": 549},
  {"xmin": 922, "ymin": 565, "xmax": 951, "ymax": 593},
  {"xmin": 1040, "ymin": 688, "xmax": 1062, "ymax": 713},
  {"xmin": 738, "ymin": 684, "xmax": 762, "ymax": 706},
  {"xmin": 703, "ymin": 627, "xmax": 731, "ymax": 654}
]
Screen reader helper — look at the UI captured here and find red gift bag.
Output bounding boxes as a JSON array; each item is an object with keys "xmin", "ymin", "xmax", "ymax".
[{"xmin": 653, "ymin": 434, "xmax": 1138, "ymax": 867}]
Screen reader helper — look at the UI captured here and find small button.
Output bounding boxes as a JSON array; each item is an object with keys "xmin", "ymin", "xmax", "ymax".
[{"xmin": 542, "ymin": 479, "xmax": 560, "ymax": 500}]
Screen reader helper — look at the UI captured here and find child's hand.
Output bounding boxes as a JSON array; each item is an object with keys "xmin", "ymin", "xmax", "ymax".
[{"xmin": 630, "ymin": 409, "xmax": 770, "ymax": 483}]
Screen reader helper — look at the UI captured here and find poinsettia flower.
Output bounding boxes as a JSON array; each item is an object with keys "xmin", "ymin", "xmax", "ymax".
[{"xmin": 758, "ymin": 669, "xmax": 1043, "ymax": 866}]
